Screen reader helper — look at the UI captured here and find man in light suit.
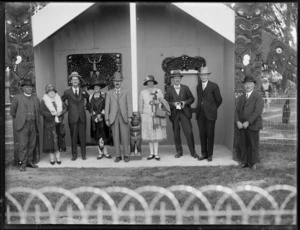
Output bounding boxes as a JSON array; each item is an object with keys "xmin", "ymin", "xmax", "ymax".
[
  {"xmin": 105, "ymin": 72, "xmax": 132, "ymax": 163},
  {"xmin": 196, "ymin": 66, "xmax": 222, "ymax": 162},
  {"xmin": 165, "ymin": 70, "xmax": 199, "ymax": 160},
  {"xmin": 10, "ymin": 78, "xmax": 40, "ymax": 171},
  {"xmin": 61, "ymin": 72, "xmax": 90, "ymax": 161},
  {"xmin": 235, "ymin": 75, "xmax": 264, "ymax": 169}
]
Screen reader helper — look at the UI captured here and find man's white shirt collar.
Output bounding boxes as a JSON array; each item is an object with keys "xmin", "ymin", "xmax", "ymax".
[{"xmin": 246, "ymin": 90, "xmax": 254, "ymax": 98}]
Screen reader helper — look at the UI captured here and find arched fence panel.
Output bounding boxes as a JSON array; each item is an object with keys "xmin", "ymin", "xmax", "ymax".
[{"xmin": 5, "ymin": 185, "xmax": 296, "ymax": 225}]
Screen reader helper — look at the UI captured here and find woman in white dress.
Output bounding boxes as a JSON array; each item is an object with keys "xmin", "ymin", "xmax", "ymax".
[{"xmin": 139, "ymin": 75, "xmax": 170, "ymax": 160}]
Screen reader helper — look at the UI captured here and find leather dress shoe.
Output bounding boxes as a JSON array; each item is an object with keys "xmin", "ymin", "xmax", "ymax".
[
  {"xmin": 198, "ymin": 155, "xmax": 208, "ymax": 161},
  {"xmin": 19, "ymin": 165, "xmax": 26, "ymax": 171},
  {"xmin": 155, "ymin": 156, "xmax": 161, "ymax": 161},
  {"xmin": 175, "ymin": 153, "xmax": 182, "ymax": 158},
  {"xmin": 27, "ymin": 163, "xmax": 39, "ymax": 168},
  {"xmin": 56, "ymin": 160, "xmax": 61, "ymax": 165},
  {"xmin": 82, "ymin": 156, "xmax": 87, "ymax": 160},
  {"xmin": 191, "ymin": 154, "xmax": 200, "ymax": 159},
  {"xmin": 240, "ymin": 163, "xmax": 249, "ymax": 168},
  {"xmin": 114, "ymin": 156, "xmax": 122, "ymax": 163},
  {"xmin": 50, "ymin": 161, "xmax": 55, "ymax": 165},
  {"xmin": 97, "ymin": 154, "xmax": 103, "ymax": 160},
  {"xmin": 124, "ymin": 156, "xmax": 130, "ymax": 162},
  {"xmin": 71, "ymin": 156, "xmax": 77, "ymax": 161},
  {"xmin": 207, "ymin": 157, "xmax": 212, "ymax": 162}
]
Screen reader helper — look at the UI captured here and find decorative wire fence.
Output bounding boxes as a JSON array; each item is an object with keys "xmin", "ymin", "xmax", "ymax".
[
  {"xmin": 5, "ymin": 185, "xmax": 296, "ymax": 225},
  {"xmin": 260, "ymin": 97, "xmax": 297, "ymax": 145}
]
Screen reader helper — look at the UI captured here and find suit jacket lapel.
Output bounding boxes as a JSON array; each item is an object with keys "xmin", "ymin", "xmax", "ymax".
[
  {"xmin": 179, "ymin": 85, "xmax": 183, "ymax": 101},
  {"xmin": 69, "ymin": 88, "xmax": 77, "ymax": 101}
]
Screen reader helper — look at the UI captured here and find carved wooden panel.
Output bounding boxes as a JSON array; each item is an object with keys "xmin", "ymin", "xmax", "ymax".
[
  {"xmin": 161, "ymin": 55, "xmax": 206, "ymax": 88},
  {"xmin": 67, "ymin": 53, "xmax": 122, "ymax": 90},
  {"xmin": 5, "ymin": 2, "xmax": 36, "ymax": 102},
  {"xmin": 234, "ymin": 3, "xmax": 264, "ymax": 93}
]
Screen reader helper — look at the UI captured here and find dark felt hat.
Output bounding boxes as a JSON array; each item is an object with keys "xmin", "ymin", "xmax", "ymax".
[
  {"xmin": 88, "ymin": 80, "xmax": 106, "ymax": 90},
  {"xmin": 143, "ymin": 75, "xmax": 158, "ymax": 86},
  {"xmin": 243, "ymin": 75, "xmax": 256, "ymax": 84},
  {"xmin": 20, "ymin": 78, "xmax": 35, "ymax": 87}
]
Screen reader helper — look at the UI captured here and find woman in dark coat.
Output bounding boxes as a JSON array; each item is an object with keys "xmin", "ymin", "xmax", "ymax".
[
  {"xmin": 40, "ymin": 84, "xmax": 67, "ymax": 165},
  {"xmin": 87, "ymin": 80, "xmax": 113, "ymax": 159}
]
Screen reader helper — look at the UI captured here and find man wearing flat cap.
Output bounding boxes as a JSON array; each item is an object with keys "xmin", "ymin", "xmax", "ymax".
[
  {"xmin": 196, "ymin": 66, "xmax": 222, "ymax": 162},
  {"xmin": 61, "ymin": 72, "xmax": 90, "ymax": 161},
  {"xmin": 105, "ymin": 72, "xmax": 133, "ymax": 163},
  {"xmin": 235, "ymin": 75, "xmax": 264, "ymax": 170},
  {"xmin": 165, "ymin": 70, "xmax": 199, "ymax": 160},
  {"xmin": 10, "ymin": 78, "xmax": 40, "ymax": 171}
]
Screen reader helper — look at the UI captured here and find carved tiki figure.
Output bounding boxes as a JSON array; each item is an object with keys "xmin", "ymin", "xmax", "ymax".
[{"xmin": 130, "ymin": 112, "xmax": 141, "ymax": 155}]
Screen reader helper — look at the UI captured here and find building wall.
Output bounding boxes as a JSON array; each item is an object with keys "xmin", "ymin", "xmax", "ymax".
[
  {"xmin": 34, "ymin": 37, "xmax": 56, "ymax": 149},
  {"xmin": 36, "ymin": 3, "xmax": 234, "ymax": 148}
]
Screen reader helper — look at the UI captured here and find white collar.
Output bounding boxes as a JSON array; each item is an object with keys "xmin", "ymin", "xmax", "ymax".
[
  {"xmin": 24, "ymin": 92, "xmax": 32, "ymax": 97},
  {"xmin": 174, "ymin": 84, "xmax": 181, "ymax": 88},
  {"xmin": 202, "ymin": 81, "xmax": 208, "ymax": 85},
  {"xmin": 246, "ymin": 90, "xmax": 254, "ymax": 97},
  {"xmin": 72, "ymin": 87, "xmax": 79, "ymax": 92}
]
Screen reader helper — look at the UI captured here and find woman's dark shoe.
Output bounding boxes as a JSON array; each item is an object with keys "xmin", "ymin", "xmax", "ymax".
[
  {"xmin": 56, "ymin": 160, "xmax": 61, "ymax": 165},
  {"xmin": 50, "ymin": 161, "xmax": 55, "ymax": 165},
  {"xmin": 147, "ymin": 155, "xmax": 155, "ymax": 160},
  {"xmin": 155, "ymin": 156, "xmax": 161, "ymax": 161},
  {"xmin": 97, "ymin": 154, "xmax": 103, "ymax": 160},
  {"xmin": 104, "ymin": 153, "xmax": 112, "ymax": 159},
  {"xmin": 114, "ymin": 156, "xmax": 122, "ymax": 163}
]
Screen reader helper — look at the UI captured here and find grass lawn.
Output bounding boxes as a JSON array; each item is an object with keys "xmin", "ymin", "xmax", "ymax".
[
  {"xmin": 4, "ymin": 143, "xmax": 297, "ymax": 225},
  {"xmin": 5, "ymin": 144, "xmax": 296, "ymax": 190}
]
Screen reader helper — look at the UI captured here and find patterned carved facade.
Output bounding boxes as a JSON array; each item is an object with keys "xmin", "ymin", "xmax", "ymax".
[
  {"xmin": 234, "ymin": 3, "xmax": 265, "ymax": 93},
  {"xmin": 162, "ymin": 55, "xmax": 206, "ymax": 90},
  {"xmin": 5, "ymin": 2, "xmax": 36, "ymax": 102},
  {"xmin": 67, "ymin": 53, "xmax": 122, "ymax": 90}
]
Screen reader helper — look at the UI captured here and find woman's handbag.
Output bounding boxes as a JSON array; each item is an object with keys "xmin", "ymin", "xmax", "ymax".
[{"xmin": 155, "ymin": 108, "xmax": 167, "ymax": 118}]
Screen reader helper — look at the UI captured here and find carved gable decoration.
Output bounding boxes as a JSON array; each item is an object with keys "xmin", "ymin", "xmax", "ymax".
[
  {"xmin": 162, "ymin": 55, "xmax": 206, "ymax": 86},
  {"xmin": 67, "ymin": 53, "xmax": 122, "ymax": 90}
]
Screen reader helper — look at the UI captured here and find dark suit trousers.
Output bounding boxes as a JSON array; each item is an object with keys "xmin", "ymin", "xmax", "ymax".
[
  {"xmin": 197, "ymin": 112, "xmax": 216, "ymax": 157},
  {"xmin": 69, "ymin": 121, "xmax": 86, "ymax": 158},
  {"xmin": 240, "ymin": 129, "xmax": 259, "ymax": 164},
  {"xmin": 172, "ymin": 110, "xmax": 196, "ymax": 155},
  {"xmin": 17, "ymin": 120, "xmax": 36, "ymax": 165}
]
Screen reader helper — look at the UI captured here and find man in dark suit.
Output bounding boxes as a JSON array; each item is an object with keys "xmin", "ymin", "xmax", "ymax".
[
  {"xmin": 165, "ymin": 70, "xmax": 199, "ymax": 159},
  {"xmin": 196, "ymin": 66, "xmax": 222, "ymax": 162},
  {"xmin": 10, "ymin": 78, "xmax": 40, "ymax": 171},
  {"xmin": 235, "ymin": 75, "xmax": 264, "ymax": 169},
  {"xmin": 61, "ymin": 72, "xmax": 90, "ymax": 161}
]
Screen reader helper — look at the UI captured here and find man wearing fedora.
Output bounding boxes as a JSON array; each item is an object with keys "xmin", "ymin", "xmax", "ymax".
[
  {"xmin": 61, "ymin": 71, "xmax": 90, "ymax": 161},
  {"xmin": 196, "ymin": 66, "xmax": 222, "ymax": 162},
  {"xmin": 165, "ymin": 70, "xmax": 199, "ymax": 159},
  {"xmin": 10, "ymin": 78, "xmax": 40, "ymax": 171},
  {"xmin": 235, "ymin": 75, "xmax": 264, "ymax": 169},
  {"xmin": 105, "ymin": 72, "xmax": 133, "ymax": 163}
]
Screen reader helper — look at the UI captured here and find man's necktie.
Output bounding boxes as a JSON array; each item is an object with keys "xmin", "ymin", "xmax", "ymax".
[
  {"xmin": 246, "ymin": 93, "xmax": 249, "ymax": 99},
  {"xmin": 75, "ymin": 89, "xmax": 78, "ymax": 97}
]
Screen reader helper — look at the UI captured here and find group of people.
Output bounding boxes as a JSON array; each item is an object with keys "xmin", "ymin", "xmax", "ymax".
[{"xmin": 10, "ymin": 65, "xmax": 264, "ymax": 171}]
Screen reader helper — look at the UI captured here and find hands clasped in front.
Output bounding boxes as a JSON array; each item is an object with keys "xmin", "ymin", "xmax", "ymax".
[{"xmin": 236, "ymin": 121, "xmax": 249, "ymax": 129}]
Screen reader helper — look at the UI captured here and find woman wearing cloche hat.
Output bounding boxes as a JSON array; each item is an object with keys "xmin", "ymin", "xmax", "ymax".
[
  {"xmin": 40, "ymin": 84, "xmax": 67, "ymax": 165},
  {"xmin": 139, "ymin": 75, "xmax": 170, "ymax": 161},
  {"xmin": 87, "ymin": 79, "xmax": 113, "ymax": 160}
]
